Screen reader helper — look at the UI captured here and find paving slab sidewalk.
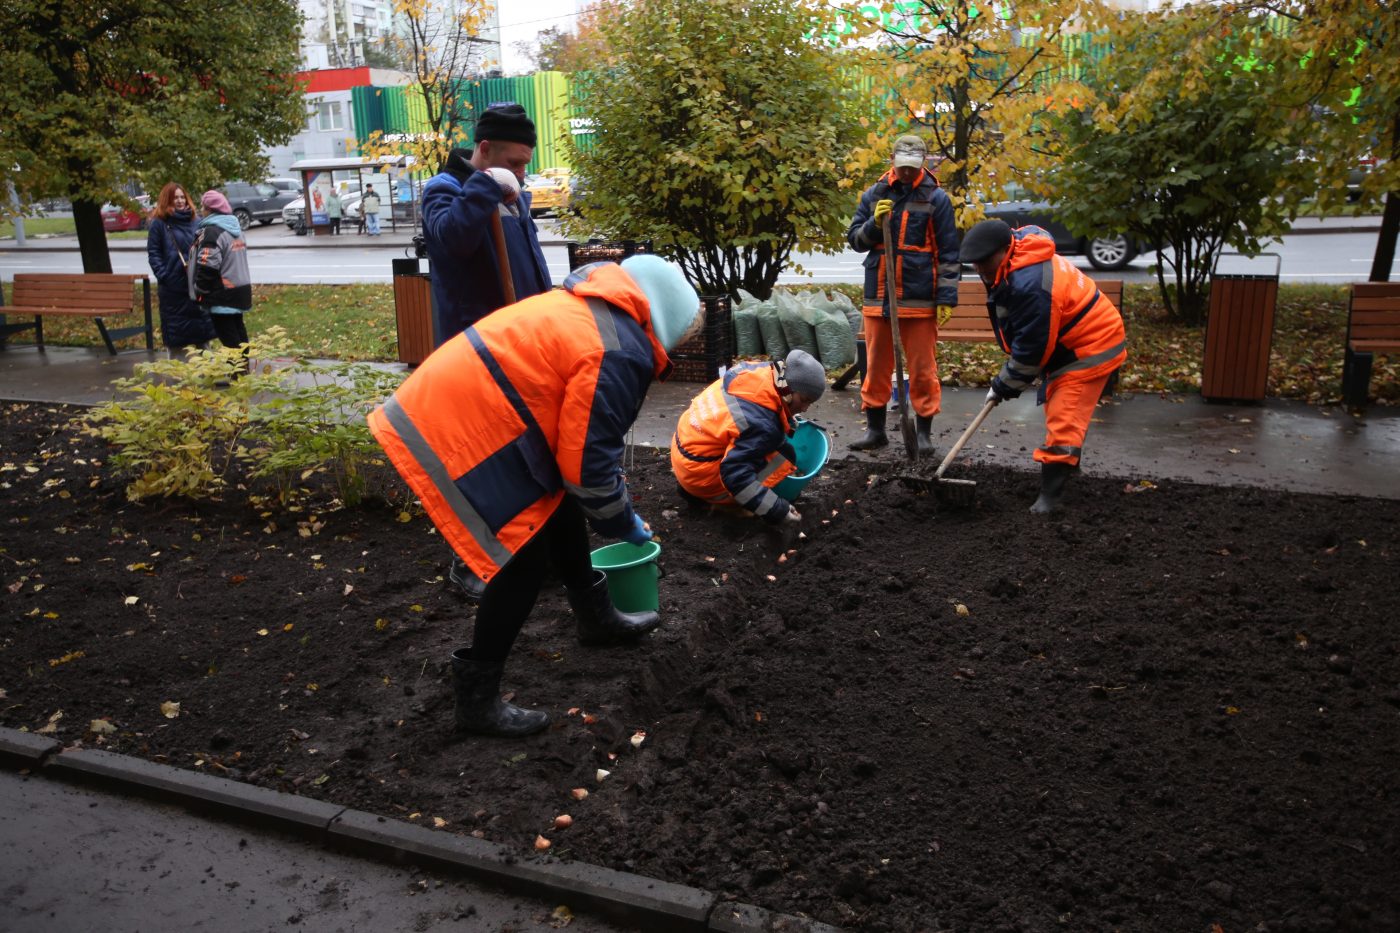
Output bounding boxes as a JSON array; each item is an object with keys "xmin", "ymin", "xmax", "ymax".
[{"xmin": 3, "ymin": 346, "xmax": 1397, "ymax": 501}]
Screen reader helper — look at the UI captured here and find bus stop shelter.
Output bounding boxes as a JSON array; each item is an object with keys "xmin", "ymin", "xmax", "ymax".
[{"xmin": 287, "ymin": 155, "xmax": 421, "ymax": 235}]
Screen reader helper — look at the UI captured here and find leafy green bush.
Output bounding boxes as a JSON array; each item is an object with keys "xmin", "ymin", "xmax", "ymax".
[
  {"xmin": 84, "ymin": 333, "xmax": 294, "ymax": 501},
  {"xmin": 246, "ymin": 359, "xmax": 404, "ymax": 506},
  {"xmin": 83, "ymin": 329, "xmax": 407, "ymax": 506}
]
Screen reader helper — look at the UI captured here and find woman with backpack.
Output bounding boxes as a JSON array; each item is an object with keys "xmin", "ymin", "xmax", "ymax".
[{"xmin": 145, "ymin": 184, "xmax": 215, "ymax": 355}]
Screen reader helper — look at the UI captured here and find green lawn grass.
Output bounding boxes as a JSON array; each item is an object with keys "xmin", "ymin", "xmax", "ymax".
[
  {"xmin": 3, "ymin": 281, "xmax": 1392, "ymax": 407},
  {"xmin": 1, "ymin": 217, "xmax": 145, "ymax": 240},
  {"xmin": 1, "ymin": 217, "xmax": 78, "ymax": 237}
]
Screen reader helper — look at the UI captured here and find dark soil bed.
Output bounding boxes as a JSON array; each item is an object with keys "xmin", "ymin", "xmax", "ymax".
[{"xmin": 4, "ymin": 400, "xmax": 1400, "ymax": 932}]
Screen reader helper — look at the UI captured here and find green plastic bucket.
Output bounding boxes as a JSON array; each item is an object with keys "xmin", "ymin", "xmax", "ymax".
[
  {"xmin": 773, "ymin": 419, "xmax": 830, "ymax": 502},
  {"xmin": 590, "ymin": 540, "xmax": 662, "ymax": 613}
]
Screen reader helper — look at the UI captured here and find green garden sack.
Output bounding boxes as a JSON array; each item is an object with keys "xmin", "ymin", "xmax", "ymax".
[
  {"xmin": 732, "ymin": 289, "xmax": 764, "ymax": 358},
  {"xmin": 754, "ymin": 295, "xmax": 789, "ymax": 359},
  {"xmin": 774, "ymin": 289, "xmax": 820, "ymax": 359},
  {"xmin": 810, "ymin": 291, "xmax": 856, "ymax": 369}
]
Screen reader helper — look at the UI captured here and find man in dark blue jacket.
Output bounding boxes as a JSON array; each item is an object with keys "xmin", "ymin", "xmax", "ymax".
[
  {"xmin": 421, "ymin": 105, "xmax": 556, "ymax": 604},
  {"xmin": 421, "ymin": 103, "xmax": 552, "ymax": 346}
]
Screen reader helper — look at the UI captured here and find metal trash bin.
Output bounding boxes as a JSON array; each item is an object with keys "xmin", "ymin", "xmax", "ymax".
[
  {"xmin": 391, "ymin": 257, "xmax": 435, "ymax": 366},
  {"xmin": 1201, "ymin": 253, "xmax": 1280, "ymax": 402}
]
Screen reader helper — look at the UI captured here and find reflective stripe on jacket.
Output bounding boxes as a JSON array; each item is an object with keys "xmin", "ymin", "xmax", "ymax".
[
  {"xmin": 670, "ymin": 362, "xmax": 795, "ymax": 522},
  {"xmin": 847, "ymin": 168, "xmax": 961, "ymax": 318},
  {"xmin": 367, "ymin": 262, "xmax": 672, "ymax": 583},
  {"xmin": 985, "ymin": 226, "xmax": 1127, "ymax": 400}
]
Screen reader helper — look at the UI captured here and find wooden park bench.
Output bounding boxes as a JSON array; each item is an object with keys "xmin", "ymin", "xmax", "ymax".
[
  {"xmin": 0, "ymin": 273, "xmax": 153, "ymax": 355},
  {"xmin": 832, "ymin": 277, "xmax": 1124, "ymax": 390},
  {"xmin": 1341, "ymin": 281, "xmax": 1400, "ymax": 409}
]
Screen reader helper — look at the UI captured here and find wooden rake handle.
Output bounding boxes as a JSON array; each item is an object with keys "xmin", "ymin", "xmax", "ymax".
[{"xmin": 934, "ymin": 398, "xmax": 998, "ymax": 479}]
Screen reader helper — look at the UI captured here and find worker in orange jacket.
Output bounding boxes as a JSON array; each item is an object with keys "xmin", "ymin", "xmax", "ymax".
[
  {"xmin": 670, "ymin": 349, "xmax": 827, "ymax": 524},
  {"xmin": 846, "ymin": 134, "xmax": 961, "ymax": 455},
  {"xmin": 960, "ymin": 219, "xmax": 1127, "ymax": 513},
  {"xmin": 368, "ymin": 256, "xmax": 704, "ymax": 737}
]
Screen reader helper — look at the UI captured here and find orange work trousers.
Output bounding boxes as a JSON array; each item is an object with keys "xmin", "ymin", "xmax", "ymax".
[
  {"xmin": 860, "ymin": 315, "xmax": 940, "ymax": 417},
  {"xmin": 1035, "ymin": 369, "xmax": 1115, "ymax": 467}
]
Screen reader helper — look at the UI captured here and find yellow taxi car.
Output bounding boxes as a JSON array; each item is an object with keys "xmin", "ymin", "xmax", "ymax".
[{"xmin": 525, "ymin": 170, "xmax": 571, "ymax": 217}]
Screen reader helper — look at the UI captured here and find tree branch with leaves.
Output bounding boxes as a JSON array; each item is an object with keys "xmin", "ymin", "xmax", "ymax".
[
  {"xmin": 359, "ymin": 0, "xmax": 494, "ymax": 174},
  {"xmin": 0, "ymin": 0, "xmax": 305, "ymax": 273},
  {"xmin": 560, "ymin": 0, "xmax": 863, "ymax": 299}
]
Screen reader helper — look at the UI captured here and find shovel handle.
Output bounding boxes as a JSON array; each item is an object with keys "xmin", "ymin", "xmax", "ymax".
[
  {"xmin": 934, "ymin": 398, "xmax": 997, "ymax": 479},
  {"xmin": 880, "ymin": 215, "xmax": 906, "ymax": 381},
  {"xmin": 490, "ymin": 210, "xmax": 516, "ymax": 306}
]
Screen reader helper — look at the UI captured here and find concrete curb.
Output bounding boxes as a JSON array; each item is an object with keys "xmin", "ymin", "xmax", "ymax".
[
  {"xmin": 329, "ymin": 808, "xmax": 714, "ymax": 931},
  {"xmin": 49, "ymin": 746, "xmax": 344, "ymax": 841},
  {"xmin": 0, "ymin": 730, "xmax": 60, "ymax": 769},
  {"xmin": 0, "ymin": 726, "xmax": 838, "ymax": 932}
]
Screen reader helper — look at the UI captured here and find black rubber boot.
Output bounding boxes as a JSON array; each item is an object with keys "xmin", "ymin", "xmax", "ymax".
[
  {"xmin": 915, "ymin": 414, "xmax": 936, "ymax": 458},
  {"xmin": 1030, "ymin": 462, "xmax": 1074, "ymax": 514},
  {"xmin": 848, "ymin": 407, "xmax": 889, "ymax": 451},
  {"xmin": 448, "ymin": 554, "xmax": 486, "ymax": 604},
  {"xmin": 450, "ymin": 648, "xmax": 550, "ymax": 737},
  {"xmin": 570, "ymin": 569, "xmax": 659, "ymax": 646}
]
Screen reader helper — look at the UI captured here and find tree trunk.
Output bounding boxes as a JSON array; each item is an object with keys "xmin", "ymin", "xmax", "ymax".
[
  {"xmin": 72, "ymin": 198, "xmax": 113, "ymax": 274},
  {"xmin": 1368, "ymin": 109, "xmax": 1400, "ymax": 283},
  {"xmin": 1371, "ymin": 191, "xmax": 1399, "ymax": 282}
]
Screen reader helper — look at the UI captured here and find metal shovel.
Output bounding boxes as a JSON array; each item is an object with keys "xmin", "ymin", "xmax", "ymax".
[
  {"xmin": 882, "ymin": 214, "xmax": 918, "ymax": 461},
  {"xmin": 899, "ymin": 398, "xmax": 997, "ymax": 506}
]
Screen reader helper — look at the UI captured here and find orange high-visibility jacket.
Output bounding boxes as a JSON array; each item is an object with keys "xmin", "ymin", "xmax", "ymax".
[
  {"xmin": 367, "ymin": 262, "xmax": 672, "ymax": 584},
  {"xmin": 847, "ymin": 168, "xmax": 961, "ymax": 318},
  {"xmin": 670, "ymin": 362, "xmax": 796, "ymax": 522},
  {"xmin": 984, "ymin": 226, "xmax": 1126, "ymax": 401}
]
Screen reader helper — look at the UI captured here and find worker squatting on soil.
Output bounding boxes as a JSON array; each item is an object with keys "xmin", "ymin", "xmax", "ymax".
[
  {"xmin": 959, "ymin": 218, "xmax": 1128, "ymax": 514},
  {"xmin": 846, "ymin": 134, "xmax": 961, "ymax": 456},
  {"xmin": 367, "ymin": 256, "xmax": 705, "ymax": 737},
  {"xmin": 670, "ymin": 349, "xmax": 827, "ymax": 525}
]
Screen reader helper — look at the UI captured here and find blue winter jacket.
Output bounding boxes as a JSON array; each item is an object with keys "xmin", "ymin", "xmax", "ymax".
[
  {"xmin": 147, "ymin": 210, "xmax": 215, "ymax": 347},
  {"xmin": 421, "ymin": 165, "xmax": 551, "ymax": 345}
]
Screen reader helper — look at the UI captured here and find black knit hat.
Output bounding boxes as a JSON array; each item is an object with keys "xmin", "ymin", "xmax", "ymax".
[
  {"xmin": 960, "ymin": 218, "xmax": 1013, "ymax": 263},
  {"xmin": 474, "ymin": 104, "xmax": 536, "ymax": 147}
]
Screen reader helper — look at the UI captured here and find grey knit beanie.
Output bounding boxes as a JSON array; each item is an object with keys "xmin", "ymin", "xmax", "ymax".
[{"xmin": 784, "ymin": 349, "xmax": 826, "ymax": 401}]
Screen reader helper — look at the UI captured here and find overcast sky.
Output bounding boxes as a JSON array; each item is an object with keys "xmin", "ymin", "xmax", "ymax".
[{"xmin": 498, "ymin": 0, "xmax": 581, "ymax": 75}]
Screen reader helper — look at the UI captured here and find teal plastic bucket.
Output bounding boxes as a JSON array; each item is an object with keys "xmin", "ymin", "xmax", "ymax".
[
  {"xmin": 589, "ymin": 540, "xmax": 662, "ymax": 613},
  {"xmin": 773, "ymin": 419, "xmax": 830, "ymax": 502}
]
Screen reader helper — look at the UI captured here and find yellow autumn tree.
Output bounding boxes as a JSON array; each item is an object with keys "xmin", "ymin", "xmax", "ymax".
[
  {"xmin": 1228, "ymin": 1, "xmax": 1397, "ymax": 282},
  {"xmin": 359, "ymin": 0, "xmax": 495, "ymax": 174},
  {"xmin": 835, "ymin": 0, "xmax": 1111, "ymax": 223}
]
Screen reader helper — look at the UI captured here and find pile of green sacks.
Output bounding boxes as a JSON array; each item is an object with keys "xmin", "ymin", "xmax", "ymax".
[{"xmin": 732, "ymin": 288, "xmax": 861, "ymax": 370}]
